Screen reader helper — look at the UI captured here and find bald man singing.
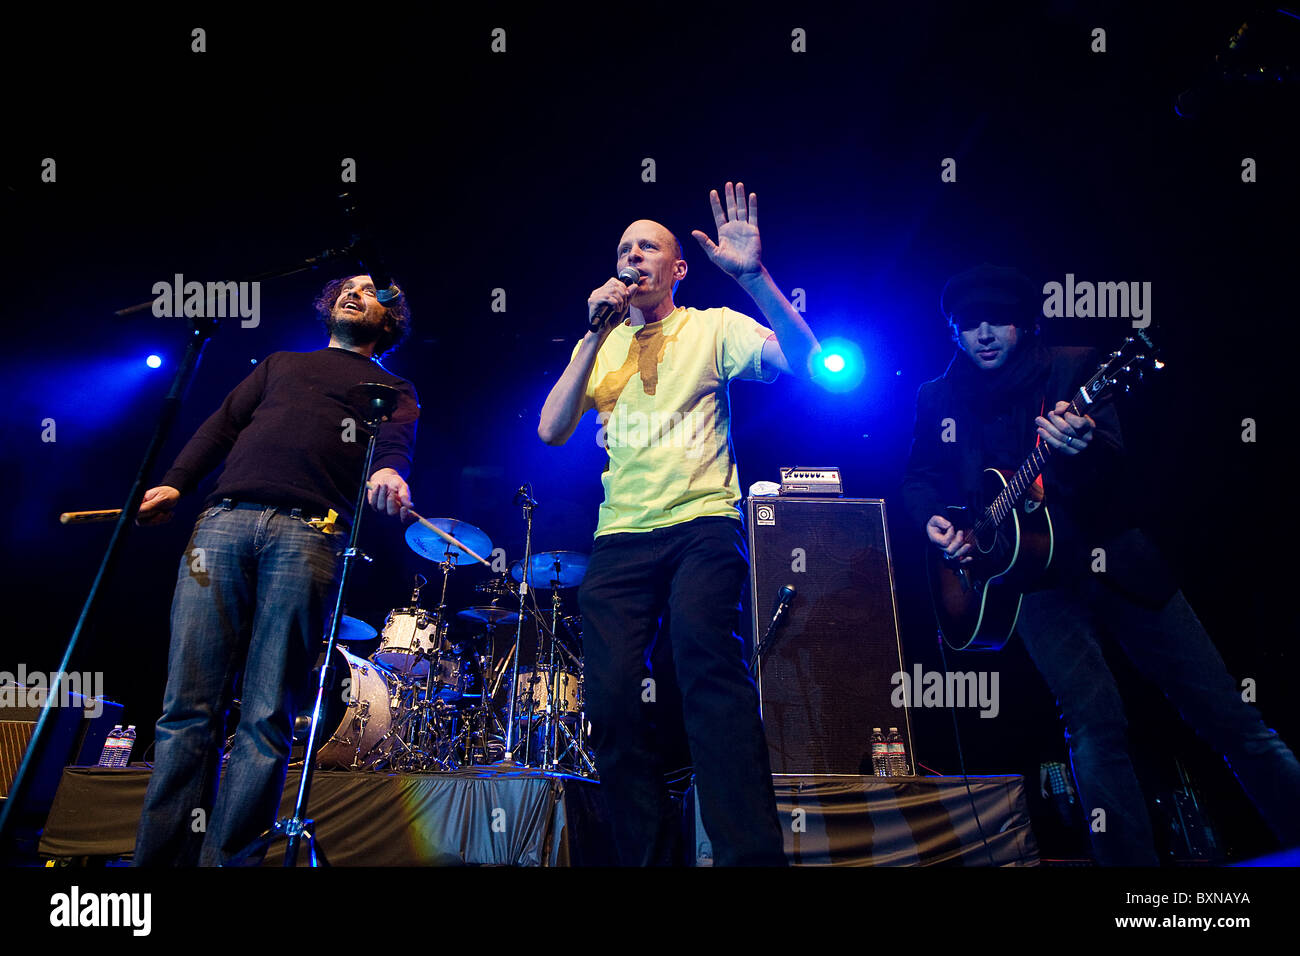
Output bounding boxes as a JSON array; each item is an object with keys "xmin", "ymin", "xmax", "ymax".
[{"xmin": 539, "ymin": 182, "xmax": 819, "ymax": 865}]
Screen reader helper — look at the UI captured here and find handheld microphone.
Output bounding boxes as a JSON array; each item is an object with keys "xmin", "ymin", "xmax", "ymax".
[{"xmin": 588, "ymin": 267, "xmax": 641, "ymax": 333}]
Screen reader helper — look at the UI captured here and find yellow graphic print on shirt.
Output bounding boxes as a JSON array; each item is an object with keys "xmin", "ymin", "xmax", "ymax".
[
  {"xmin": 570, "ymin": 306, "xmax": 777, "ymax": 537},
  {"xmin": 593, "ymin": 311, "xmax": 692, "ymax": 412}
]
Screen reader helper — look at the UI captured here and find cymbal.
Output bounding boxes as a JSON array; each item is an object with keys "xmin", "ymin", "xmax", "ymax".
[
  {"xmin": 332, "ymin": 615, "xmax": 377, "ymax": 643},
  {"xmin": 510, "ymin": 551, "xmax": 589, "ymax": 589},
  {"xmin": 405, "ymin": 518, "xmax": 493, "ymax": 567},
  {"xmin": 456, "ymin": 606, "xmax": 521, "ymax": 627}
]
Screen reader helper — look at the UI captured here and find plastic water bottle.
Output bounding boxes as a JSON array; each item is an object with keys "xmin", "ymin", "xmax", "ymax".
[
  {"xmin": 870, "ymin": 727, "xmax": 889, "ymax": 776},
  {"xmin": 98, "ymin": 725, "xmax": 123, "ymax": 767},
  {"xmin": 887, "ymin": 727, "xmax": 910, "ymax": 776},
  {"xmin": 115, "ymin": 725, "xmax": 138, "ymax": 767}
]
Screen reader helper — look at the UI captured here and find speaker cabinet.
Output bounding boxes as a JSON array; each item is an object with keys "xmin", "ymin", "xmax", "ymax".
[
  {"xmin": 747, "ymin": 496, "xmax": 913, "ymax": 774},
  {"xmin": 0, "ymin": 691, "xmax": 122, "ymax": 820}
]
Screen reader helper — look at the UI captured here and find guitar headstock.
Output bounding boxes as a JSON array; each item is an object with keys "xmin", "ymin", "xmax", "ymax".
[{"xmin": 1078, "ymin": 328, "xmax": 1163, "ymax": 407}]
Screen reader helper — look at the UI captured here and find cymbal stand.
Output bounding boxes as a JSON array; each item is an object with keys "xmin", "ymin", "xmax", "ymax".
[
  {"xmin": 545, "ymin": 592, "xmax": 595, "ymax": 775},
  {"xmin": 414, "ymin": 552, "xmax": 456, "ymax": 770},
  {"xmin": 501, "ymin": 486, "xmax": 536, "ymax": 765}
]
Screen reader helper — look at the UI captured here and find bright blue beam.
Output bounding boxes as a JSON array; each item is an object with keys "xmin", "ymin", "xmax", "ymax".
[{"xmin": 812, "ymin": 337, "xmax": 865, "ymax": 393}]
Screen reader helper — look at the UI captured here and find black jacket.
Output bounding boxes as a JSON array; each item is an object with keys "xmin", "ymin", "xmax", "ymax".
[{"xmin": 900, "ymin": 343, "xmax": 1177, "ymax": 606}]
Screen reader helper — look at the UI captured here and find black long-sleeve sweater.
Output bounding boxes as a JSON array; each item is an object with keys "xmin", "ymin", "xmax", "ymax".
[{"xmin": 160, "ymin": 347, "xmax": 419, "ymax": 526}]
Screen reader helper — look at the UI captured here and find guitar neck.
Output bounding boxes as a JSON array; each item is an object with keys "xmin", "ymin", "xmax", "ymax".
[{"xmin": 972, "ymin": 391, "xmax": 1088, "ymax": 539}]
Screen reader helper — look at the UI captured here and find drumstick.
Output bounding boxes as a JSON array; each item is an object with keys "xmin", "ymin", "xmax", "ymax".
[
  {"xmin": 365, "ymin": 481, "xmax": 491, "ymax": 568},
  {"xmin": 60, "ymin": 509, "xmax": 123, "ymax": 524}
]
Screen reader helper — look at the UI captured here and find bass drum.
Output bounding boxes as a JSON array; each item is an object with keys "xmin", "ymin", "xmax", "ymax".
[{"xmin": 315, "ymin": 646, "xmax": 403, "ymax": 770}]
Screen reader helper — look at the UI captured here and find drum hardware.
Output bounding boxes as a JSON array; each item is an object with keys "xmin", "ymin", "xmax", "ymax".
[
  {"xmin": 384, "ymin": 521, "xmax": 495, "ymax": 772},
  {"xmin": 294, "ymin": 490, "xmax": 599, "ymax": 776},
  {"xmin": 506, "ymin": 547, "xmax": 595, "ymax": 774},
  {"xmin": 501, "ymin": 484, "xmax": 538, "ymax": 764}
]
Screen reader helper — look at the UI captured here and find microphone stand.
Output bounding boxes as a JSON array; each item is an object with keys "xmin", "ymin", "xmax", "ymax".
[
  {"xmin": 228, "ymin": 383, "xmax": 399, "ymax": 867},
  {"xmin": 500, "ymin": 486, "xmax": 536, "ymax": 764},
  {"xmin": 0, "ymin": 309, "xmax": 221, "ymax": 855},
  {"xmin": 0, "ymin": 235, "xmax": 354, "ymax": 855},
  {"xmin": 748, "ymin": 591, "xmax": 795, "ymax": 676}
]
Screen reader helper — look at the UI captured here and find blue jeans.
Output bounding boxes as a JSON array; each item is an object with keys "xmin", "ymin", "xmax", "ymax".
[
  {"xmin": 577, "ymin": 516, "xmax": 786, "ymax": 866},
  {"xmin": 1017, "ymin": 581, "xmax": 1300, "ymax": 865},
  {"xmin": 133, "ymin": 501, "xmax": 343, "ymax": 866}
]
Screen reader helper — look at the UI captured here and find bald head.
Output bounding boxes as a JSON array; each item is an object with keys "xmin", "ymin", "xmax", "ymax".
[
  {"xmin": 618, "ymin": 220, "xmax": 682, "ymax": 263},
  {"xmin": 615, "ymin": 219, "xmax": 688, "ymax": 316}
]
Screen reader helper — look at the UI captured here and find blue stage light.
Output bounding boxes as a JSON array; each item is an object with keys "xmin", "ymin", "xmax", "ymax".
[
  {"xmin": 146, "ymin": 354, "xmax": 163, "ymax": 369},
  {"xmin": 812, "ymin": 337, "xmax": 865, "ymax": 393}
]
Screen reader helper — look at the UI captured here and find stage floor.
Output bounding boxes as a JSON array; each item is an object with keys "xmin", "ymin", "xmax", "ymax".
[{"xmin": 38, "ymin": 766, "xmax": 1037, "ymax": 866}]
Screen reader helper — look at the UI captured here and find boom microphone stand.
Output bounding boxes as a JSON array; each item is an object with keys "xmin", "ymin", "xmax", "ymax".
[
  {"xmin": 0, "ymin": 244, "xmax": 353, "ymax": 856},
  {"xmin": 229, "ymin": 382, "xmax": 399, "ymax": 867}
]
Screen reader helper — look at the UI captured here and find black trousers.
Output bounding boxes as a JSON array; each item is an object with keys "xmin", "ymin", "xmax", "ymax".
[
  {"xmin": 578, "ymin": 515, "xmax": 786, "ymax": 865},
  {"xmin": 1018, "ymin": 581, "xmax": 1300, "ymax": 865}
]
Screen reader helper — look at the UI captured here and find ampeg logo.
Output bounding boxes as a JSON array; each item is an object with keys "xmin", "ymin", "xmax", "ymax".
[{"xmin": 755, "ymin": 504, "xmax": 776, "ymax": 526}]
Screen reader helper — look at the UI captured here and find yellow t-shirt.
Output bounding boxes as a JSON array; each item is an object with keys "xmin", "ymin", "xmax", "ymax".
[{"xmin": 570, "ymin": 305, "xmax": 778, "ymax": 536}]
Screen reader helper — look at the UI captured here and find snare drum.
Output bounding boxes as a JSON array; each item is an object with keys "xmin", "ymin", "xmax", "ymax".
[{"xmin": 374, "ymin": 607, "xmax": 440, "ymax": 676}]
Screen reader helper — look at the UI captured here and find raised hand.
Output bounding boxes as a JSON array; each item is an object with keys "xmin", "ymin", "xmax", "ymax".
[{"xmin": 691, "ymin": 181, "xmax": 763, "ymax": 280}]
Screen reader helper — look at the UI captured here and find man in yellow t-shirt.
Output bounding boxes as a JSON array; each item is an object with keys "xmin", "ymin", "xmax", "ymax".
[{"xmin": 539, "ymin": 182, "xmax": 819, "ymax": 865}]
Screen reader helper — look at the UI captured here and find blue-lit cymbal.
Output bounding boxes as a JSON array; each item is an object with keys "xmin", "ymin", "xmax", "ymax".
[
  {"xmin": 405, "ymin": 518, "xmax": 493, "ymax": 567},
  {"xmin": 510, "ymin": 551, "xmax": 589, "ymax": 589},
  {"xmin": 456, "ymin": 606, "xmax": 520, "ymax": 627}
]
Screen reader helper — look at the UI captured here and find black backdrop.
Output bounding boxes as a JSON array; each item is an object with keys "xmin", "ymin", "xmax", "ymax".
[{"xmin": 2, "ymin": 4, "xmax": 1293, "ymax": 860}]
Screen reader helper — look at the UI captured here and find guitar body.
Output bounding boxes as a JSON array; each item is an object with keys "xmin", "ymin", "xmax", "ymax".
[
  {"xmin": 929, "ymin": 468, "xmax": 1055, "ymax": 651},
  {"xmin": 923, "ymin": 330, "xmax": 1159, "ymax": 650}
]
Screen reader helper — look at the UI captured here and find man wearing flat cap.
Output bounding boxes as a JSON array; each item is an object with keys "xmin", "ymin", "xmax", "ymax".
[{"xmin": 900, "ymin": 263, "xmax": 1300, "ymax": 865}]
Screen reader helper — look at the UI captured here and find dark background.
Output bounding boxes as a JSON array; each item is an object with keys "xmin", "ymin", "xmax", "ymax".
[{"xmin": 2, "ymin": 3, "xmax": 1294, "ymax": 860}]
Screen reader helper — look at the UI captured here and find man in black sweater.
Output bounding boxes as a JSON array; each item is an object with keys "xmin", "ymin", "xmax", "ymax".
[
  {"xmin": 901, "ymin": 263, "xmax": 1300, "ymax": 865},
  {"xmin": 132, "ymin": 274, "xmax": 419, "ymax": 866}
]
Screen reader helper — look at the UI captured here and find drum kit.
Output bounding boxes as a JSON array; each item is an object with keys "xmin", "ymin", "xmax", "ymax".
[{"xmin": 313, "ymin": 515, "xmax": 597, "ymax": 777}]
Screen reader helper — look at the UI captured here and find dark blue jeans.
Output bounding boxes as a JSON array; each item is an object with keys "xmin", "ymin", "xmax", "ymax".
[
  {"xmin": 134, "ymin": 501, "xmax": 342, "ymax": 866},
  {"xmin": 577, "ymin": 515, "xmax": 786, "ymax": 866},
  {"xmin": 1018, "ymin": 581, "xmax": 1300, "ymax": 865}
]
